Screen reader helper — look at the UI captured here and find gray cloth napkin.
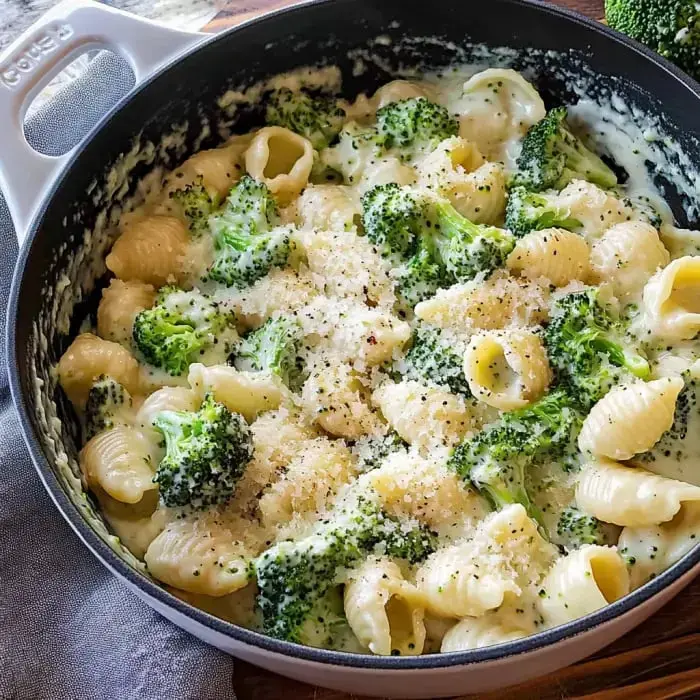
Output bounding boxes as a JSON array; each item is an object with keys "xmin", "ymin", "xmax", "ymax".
[{"xmin": 0, "ymin": 53, "xmax": 237, "ymax": 700}]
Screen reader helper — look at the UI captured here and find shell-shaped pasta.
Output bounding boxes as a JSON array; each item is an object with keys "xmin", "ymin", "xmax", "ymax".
[
  {"xmin": 259, "ymin": 438, "xmax": 355, "ymax": 527},
  {"xmin": 365, "ymin": 451, "xmax": 486, "ymax": 532},
  {"xmin": 373, "ymin": 79, "xmax": 433, "ymax": 109},
  {"xmin": 660, "ymin": 224, "xmax": 700, "ymax": 260},
  {"xmin": 97, "ymin": 279, "xmax": 156, "ymax": 347},
  {"xmin": 80, "ymin": 426, "xmax": 156, "ymax": 504},
  {"xmin": 344, "ymin": 558, "xmax": 426, "ymax": 656},
  {"xmin": 576, "ymin": 458, "xmax": 700, "ymax": 527},
  {"xmin": 418, "ymin": 136, "xmax": 485, "ymax": 183},
  {"xmin": 106, "ymin": 215, "xmax": 189, "ymax": 287},
  {"xmin": 188, "ymin": 363, "xmax": 284, "ymax": 423},
  {"xmin": 372, "ymin": 380, "xmax": 473, "ymax": 450},
  {"xmin": 135, "ymin": 386, "xmax": 199, "ymax": 428},
  {"xmin": 145, "ymin": 516, "xmax": 253, "ymax": 596},
  {"xmin": 538, "ymin": 545, "xmax": 629, "ymax": 627},
  {"xmin": 507, "ymin": 228, "xmax": 590, "ymax": 287},
  {"xmin": 301, "ymin": 363, "xmax": 381, "ymax": 439},
  {"xmin": 414, "ymin": 272, "xmax": 550, "ymax": 336},
  {"xmin": 618, "ymin": 501, "xmax": 700, "ymax": 589},
  {"xmin": 457, "ymin": 69, "xmax": 546, "ymax": 169},
  {"xmin": 590, "ymin": 221, "xmax": 669, "ymax": 301},
  {"xmin": 556, "ymin": 180, "xmax": 633, "ymax": 240},
  {"xmin": 416, "ymin": 504, "xmax": 556, "ymax": 618},
  {"xmin": 641, "ymin": 256, "xmax": 700, "ymax": 340},
  {"xmin": 440, "ymin": 615, "xmax": 528, "ymax": 652},
  {"xmin": 448, "ymin": 162, "xmax": 507, "ymax": 225},
  {"xmin": 463, "ymin": 329, "xmax": 551, "ymax": 410},
  {"xmin": 358, "ymin": 156, "xmax": 417, "ymax": 194},
  {"xmin": 297, "ymin": 184, "xmax": 361, "ymax": 232},
  {"xmin": 578, "ymin": 378, "xmax": 684, "ymax": 460},
  {"xmin": 244, "ymin": 126, "xmax": 314, "ymax": 201},
  {"xmin": 58, "ymin": 333, "xmax": 142, "ymax": 408}
]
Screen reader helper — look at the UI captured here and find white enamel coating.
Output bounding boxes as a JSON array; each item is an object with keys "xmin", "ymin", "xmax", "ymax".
[{"xmin": 0, "ymin": 0, "xmax": 206, "ymax": 242}]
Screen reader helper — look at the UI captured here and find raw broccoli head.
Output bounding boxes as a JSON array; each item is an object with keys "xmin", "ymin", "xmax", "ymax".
[
  {"xmin": 606, "ymin": 0, "xmax": 700, "ymax": 81},
  {"xmin": 361, "ymin": 183, "xmax": 423, "ymax": 258},
  {"xmin": 511, "ymin": 107, "xmax": 618, "ymax": 192},
  {"xmin": 170, "ymin": 175, "xmax": 218, "ymax": 236},
  {"xmin": 206, "ymin": 175, "xmax": 291, "ymax": 288},
  {"xmin": 556, "ymin": 506, "xmax": 612, "ymax": 549},
  {"xmin": 255, "ymin": 497, "xmax": 436, "ymax": 642},
  {"xmin": 84, "ymin": 375, "xmax": 132, "ymax": 440},
  {"xmin": 376, "ymin": 97, "xmax": 458, "ymax": 157},
  {"xmin": 233, "ymin": 315, "xmax": 305, "ymax": 391},
  {"xmin": 394, "ymin": 245, "xmax": 446, "ymax": 308},
  {"xmin": 505, "ymin": 185, "xmax": 582, "ymax": 237},
  {"xmin": 543, "ymin": 288, "xmax": 650, "ymax": 409},
  {"xmin": 449, "ymin": 388, "xmax": 584, "ymax": 523},
  {"xmin": 132, "ymin": 287, "xmax": 237, "ymax": 376},
  {"xmin": 430, "ymin": 200, "xmax": 515, "ymax": 282},
  {"xmin": 265, "ymin": 88, "xmax": 346, "ymax": 150},
  {"xmin": 352, "ymin": 430, "xmax": 408, "ymax": 472},
  {"xmin": 399, "ymin": 324, "xmax": 472, "ymax": 398},
  {"xmin": 153, "ymin": 393, "xmax": 254, "ymax": 509}
]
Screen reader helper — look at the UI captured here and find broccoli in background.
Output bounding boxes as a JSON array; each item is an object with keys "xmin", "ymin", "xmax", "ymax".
[
  {"xmin": 266, "ymin": 88, "xmax": 346, "ymax": 150},
  {"xmin": 352, "ymin": 431, "xmax": 408, "ymax": 472},
  {"xmin": 84, "ymin": 375, "xmax": 132, "ymax": 440},
  {"xmin": 606, "ymin": 0, "xmax": 700, "ymax": 81},
  {"xmin": 206, "ymin": 175, "xmax": 292, "ymax": 288},
  {"xmin": 133, "ymin": 287, "xmax": 238, "ymax": 377},
  {"xmin": 511, "ymin": 107, "xmax": 618, "ymax": 192},
  {"xmin": 255, "ymin": 498, "xmax": 437, "ymax": 642},
  {"xmin": 399, "ymin": 324, "xmax": 472, "ymax": 398},
  {"xmin": 556, "ymin": 506, "xmax": 618, "ymax": 550},
  {"xmin": 233, "ymin": 315, "xmax": 305, "ymax": 391},
  {"xmin": 170, "ymin": 176, "xmax": 218, "ymax": 237},
  {"xmin": 543, "ymin": 288, "xmax": 650, "ymax": 409},
  {"xmin": 153, "ymin": 393, "xmax": 254, "ymax": 509},
  {"xmin": 505, "ymin": 185, "xmax": 582, "ymax": 237},
  {"xmin": 376, "ymin": 97, "xmax": 459, "ymax": 158},
  {"xmin": 448, "ymin": 388, "xmax": 584, "ymax": 526},
  {"xmin": 394, "ymin": 244, "xmax": 447, "ymax": 308}
]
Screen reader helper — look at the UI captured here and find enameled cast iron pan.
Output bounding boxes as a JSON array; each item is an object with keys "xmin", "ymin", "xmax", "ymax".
[{"xmin": 4, "ymin": 0, "xmax": 700, "ymax": 696}]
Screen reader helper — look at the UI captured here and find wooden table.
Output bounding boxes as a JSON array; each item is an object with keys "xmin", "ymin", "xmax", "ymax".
[{"xmin": 205, "ymin": 2, "xmax": 700, "ymax": 697}]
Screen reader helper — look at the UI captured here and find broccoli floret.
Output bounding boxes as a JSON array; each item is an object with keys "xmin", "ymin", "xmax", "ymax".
[
  {"xmin": 399, "ymin": 324, "xmax": 472, "ymax": 397},
  {"xmin": 430, "ymin": 199, "xmax": 515, "ymax": 282},
  {"xmin": 352, "ymin": 431, "xmax": 408, "ymax": 472},
  {"xmin": 206, "ymin": 175, "xmax": 291, "ymax": 288},
  {"xmin": 449, "ymin": 389, "xmax": 583, "ymax": 524},
  {"xmin": 511, "ymin": 108, "xmax": 618, "ymax": 192},
  {"xmin": 234, "ymin": 315, "xmax": 305, "ymax": 391},
  {"xmin": 84, "ymin": 375, "xmax": 132, "ymax": 440},
  {"xmin": 543, "ymin": 288, "xmax": 650, "ymax": 409},
  {"xmin": 153, "ymin": 393, "xmax": 253, "ymax": 509},
  {"xmin": 556, "ymin": 506, "xmax": 614, "ymax": 550},
  {"xmin": 505, "ymin": 185, "xmax": 582, "ymax": 237},
  {"xmin": 255, "ymin": 498, "xmax": 436, "ymax": 641},
  {"xmin": 376, "ymin": 97, "xmax": 458, "ymax": 157},
  {"xmin": 133, "ymin": 287, "xmax": 237, "ymax": 376},
  {"xmin": 266, "ymin": 88, "xmax": 346, "ymax": 150},
  {"xmin": 606, "ymin": 0, "xmax": 700, "ymax": 81},
  {"xmin": 394, "ymin": 245, "xmax": 446, "ymax": 308},
  {"xmin": 170, "ymin": 176, "xmax": 218, "ymax": 236}
]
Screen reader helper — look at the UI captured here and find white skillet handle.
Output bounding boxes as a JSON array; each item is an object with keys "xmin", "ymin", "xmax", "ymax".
[{"xmin": 0, "ymin": 0, "xmax": 208, "ymax": 243}]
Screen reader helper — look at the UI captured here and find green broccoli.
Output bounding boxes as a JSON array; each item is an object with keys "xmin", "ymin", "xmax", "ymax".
[
  {"xmin": 505, "ymin": 185, "xmax": 582, "ymax": 237},
  {"xmin": 376, "ymin": 97, "xmax": 458, "ymax": 157},
  {"xmin": 511, "ymin": 107, "xmax": 618, "ymax": 192},
  {"xmin": 399, "ymin": 324, "xmax": 472, "ymax": 398},
  {"xmin": 606, "ymin": 0, "xmax": 700, "ymax": 81},
  {"xmin": 133, "ymin": 287, "xmax": 238, "ymax": 376},
  {"xmin": 352, "ymin": 431, "xmax": 408, "ymax": 472},
  {"xmin": 394, "ymin": 244, "xmax": 446, "ymax": 308},
  {"xmin": 543, "ymin": 288, "xmax": 650, "ymax": 409},
  {"xmin": 449, "ymin": 389, "xmax": 584, "ymax": 524},
  {"xmin": 153, "ymin": 393, "xmax": 254, "ymax": 509},
  {"xmin": 556, "ymin": 506, "xmax": 616, "ymax": 550},
  {"xmin": 84, "ymin": 375, "xmax": 132, "ymax": 440},
  {"xmin": 266, "ymin": 88, "xmax": 346, "ymax": 150},
  {"xmin": 255, "ymin": 498, "xmax": 436, "ymax": 642},
  {"xmin": 206, "ymin": 175, "xmax": 291, "ymax": 288},
  {"xmin": 170, "ymin": 175, "xmax": 218, "ymax": 236},
  {"xmin": 233, "ymin": 315, "xmax": 305, "ymax": 391}
]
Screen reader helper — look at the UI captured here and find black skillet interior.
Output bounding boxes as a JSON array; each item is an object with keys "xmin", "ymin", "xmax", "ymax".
[{"xmin": 8, "ymin": 0, "xmax": 700, "ymax": 658}]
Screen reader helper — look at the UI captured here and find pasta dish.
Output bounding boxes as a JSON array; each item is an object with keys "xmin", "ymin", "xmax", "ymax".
[{"xmin": 56, "ymin": 67, "xmax": 700, "ymax": 655}]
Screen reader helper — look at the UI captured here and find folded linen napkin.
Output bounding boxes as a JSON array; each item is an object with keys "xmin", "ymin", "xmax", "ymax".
[{"xmin": 0, "ymin": 52, "xmax": 236, "ymax": 700}]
